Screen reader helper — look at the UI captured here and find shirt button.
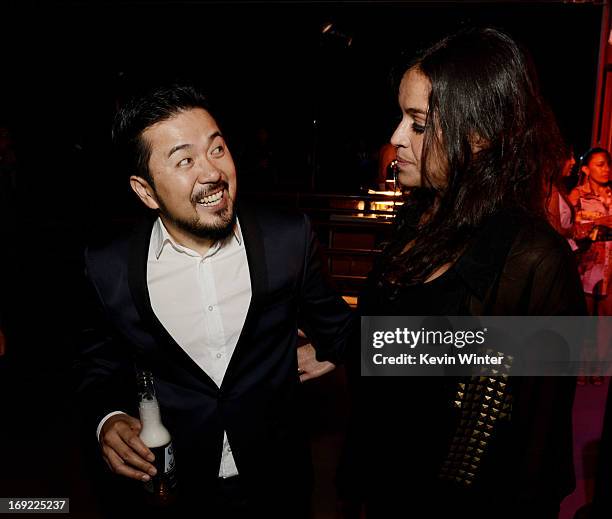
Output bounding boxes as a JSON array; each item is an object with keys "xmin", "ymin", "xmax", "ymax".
[
  {"xmin": 216, "ymin": 353, "xmax": 222, "ymax": 359},
  {"xmin": 208, "ymin": 305, "xmax": 213, "ymax": 311}
]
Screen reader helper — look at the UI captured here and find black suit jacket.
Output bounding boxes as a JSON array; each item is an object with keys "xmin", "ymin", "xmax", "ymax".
[{"xmin": 75, "ymin": 203, "xmax": 353, "ymax": 510}]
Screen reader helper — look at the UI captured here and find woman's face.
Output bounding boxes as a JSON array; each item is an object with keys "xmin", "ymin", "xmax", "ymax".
[
  {"xmin": 390, "ymin": 68, "xmax": 445, "ymax": 188},
  {"xmin": 582, "ymin": 152, "xmax": 610, "ymax": 185},
  {"xmin": 562, "ymin": 154, "xmax": 575, "ymax": 177}
]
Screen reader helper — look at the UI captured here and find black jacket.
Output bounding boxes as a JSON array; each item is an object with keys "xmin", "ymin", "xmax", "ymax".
[
  {"xmin": 75, "ymin": 203, "xmax": 353, "ymax": 513},
  {"xmin": 340, "ymin": 209, "xmax": 586, "ymax": 519}
]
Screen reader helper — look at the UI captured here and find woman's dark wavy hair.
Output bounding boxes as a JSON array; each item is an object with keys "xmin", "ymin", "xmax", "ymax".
[{"xmin": 381, "ymin": 27, "xmax": 565, "ymax": 287}]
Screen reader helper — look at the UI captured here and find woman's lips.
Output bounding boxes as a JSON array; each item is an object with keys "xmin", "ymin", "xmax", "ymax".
[{"xmin": 396, "ymin": 157, "xmax": 415, "ymax": 167}]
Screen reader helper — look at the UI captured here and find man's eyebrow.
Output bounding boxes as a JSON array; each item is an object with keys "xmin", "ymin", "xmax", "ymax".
[
  {"xmin": 168, "ymin": 143, "xmax": 192, "ymax": 158},
  {"xmin": 167, "ymin": 131, "xmax": 223, "ymax": 159},
  {"xmin": 208, "ymin": 131, "xmax": 223, "ymax": 144}
]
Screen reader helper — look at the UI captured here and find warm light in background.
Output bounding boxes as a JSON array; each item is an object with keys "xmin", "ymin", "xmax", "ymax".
[{"xmin": 367, "ymin": 189, "xmax": 403, "ymax": 196}]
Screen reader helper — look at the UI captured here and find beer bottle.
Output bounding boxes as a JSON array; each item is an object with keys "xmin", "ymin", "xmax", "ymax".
[{"xmin": 137, "ymin": 369, "xmax": 178, "ymax": 507}]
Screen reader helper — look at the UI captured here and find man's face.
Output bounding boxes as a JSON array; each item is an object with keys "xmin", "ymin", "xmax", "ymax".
[{"xmin": 139, "ymin": 108, "xmax": 237, "ymax": 242}]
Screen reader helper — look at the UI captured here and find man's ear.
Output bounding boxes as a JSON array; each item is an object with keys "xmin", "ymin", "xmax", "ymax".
[
  {"xmin": 130, "ymin": 176, "xmax": 160, "ymax": 210},
  {"xmin": 581, "ymin": 165, "xmax": 590, "ymax": 177}
]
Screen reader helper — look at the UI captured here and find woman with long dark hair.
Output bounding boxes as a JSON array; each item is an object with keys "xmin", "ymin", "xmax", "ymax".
[
  {"xmin": 339, "ymin": 27, "xmax": 586, "ymax": 519},
  {"xmin": 546, "ymin": 145, "xmax": 577, "ymax": 244}
]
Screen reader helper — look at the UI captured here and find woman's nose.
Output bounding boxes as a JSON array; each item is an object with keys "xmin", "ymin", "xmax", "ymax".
[{"xmin": 390, "ymin": 122, "xmax": 407, "ymax": 148}]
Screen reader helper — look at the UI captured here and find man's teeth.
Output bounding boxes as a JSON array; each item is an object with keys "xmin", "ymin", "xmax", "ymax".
[{"xmin": 197, "ymin": 190, "xmax": 224, "ymax": 206}]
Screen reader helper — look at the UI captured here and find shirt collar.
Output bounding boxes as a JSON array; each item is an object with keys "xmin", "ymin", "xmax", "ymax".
[{"xmin": 151, "ymin": 217, "xmax": 243, "ymax": 260}]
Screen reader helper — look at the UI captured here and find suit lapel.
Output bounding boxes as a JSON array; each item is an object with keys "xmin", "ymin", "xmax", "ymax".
[
  {"xmin": 221, "ymin": 202, "xmax": 269, "ymax": 389},
  {"xmin": 127, "ymin": 216, "xmax": 218, "ymax": 388}
]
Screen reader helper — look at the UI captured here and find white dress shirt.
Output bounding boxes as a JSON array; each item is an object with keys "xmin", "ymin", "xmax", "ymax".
[{"xmin": 97, "ymin": 217, "xmax": 251, "ymax": 478}]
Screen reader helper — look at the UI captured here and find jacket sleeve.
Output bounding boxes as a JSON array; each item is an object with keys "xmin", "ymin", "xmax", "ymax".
[
  {"xmin": 296, "ymin": 214, "xmax": 356, "ymax": 365},
  {"xmin": 73, "ymin": 250, "xmax": 138, "ymax": 444}
]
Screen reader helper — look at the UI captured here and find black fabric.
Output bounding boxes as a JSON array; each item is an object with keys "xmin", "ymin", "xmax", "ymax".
[
  {"xmin": 74, "ymin": 202, "xmax": 354, "ymax": 516},
  {"xmin": 87, "ymin": 470, "xmax": 311, "ymax": 519},
  {"xmin": 339, "ymin": 209, "xmax": 586, "ymax": 519}
]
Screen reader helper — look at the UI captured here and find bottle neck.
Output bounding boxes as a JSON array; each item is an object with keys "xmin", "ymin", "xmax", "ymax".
[
  {"xmin": 137, "ymin": 370, "xmax": 158, "ymax": 401},
  {"xmin": 139, "ymin": 399, "xmax": 162, "ymax": 425}
]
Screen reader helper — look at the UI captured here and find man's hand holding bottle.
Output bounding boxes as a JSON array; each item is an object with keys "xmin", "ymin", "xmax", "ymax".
[{"xmin": 99, "ymin": 413, "xmax": 157, "ymax": 482}]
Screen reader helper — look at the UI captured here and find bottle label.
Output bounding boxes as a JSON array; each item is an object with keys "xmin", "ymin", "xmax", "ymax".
[
  {"xmin": 145, "ymin": 441, "xmax": 178, "ymax": 495},
  {"xmin": 164, "ymin": 443, "xmax": 175, "ymax": 474}
]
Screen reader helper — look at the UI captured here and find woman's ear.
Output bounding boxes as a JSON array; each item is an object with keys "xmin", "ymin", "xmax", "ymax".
[
  {"xmin": 130, "ymin": 175, "xmax": 160, "ymax": 210},
  {"xmin": 580, "ymin": 165, "xmax": 590, "ymax": 177}
]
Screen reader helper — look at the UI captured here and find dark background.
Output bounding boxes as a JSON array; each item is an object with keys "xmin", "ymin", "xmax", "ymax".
[
  {"xmin": 0, "ymin": 0, "xmax": 605, "ymax": 515},
  {"xmin": 0, "ymin": 1, "xmax": 604, "ymax": 218}
]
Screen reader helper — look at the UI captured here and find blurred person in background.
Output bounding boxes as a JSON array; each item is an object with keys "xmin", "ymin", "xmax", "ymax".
[{"xmin": 569, "ymin": 147, "xmax": 612, "ymax": 385}]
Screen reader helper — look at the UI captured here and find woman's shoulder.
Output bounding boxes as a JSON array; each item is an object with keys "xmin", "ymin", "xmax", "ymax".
[
  {"xmin": 508, "ymin": 211, "xmax": 573, "ymax": 265},
  {"xmin": 568, "ymin": 188, "xmax": 579, "ymax": 206},
  {"xmin": 475, "ymin": 209, "xmax": 575, "ymax": 293},
  {"xmin": 568, "ymin": 184, "xmax": 589, "ymax": 206},
  {"xmin": 494, "ymin": 211, "xmax": 586, "ymax": 315},
  {"xmin": 455, "ymin": 208, "xmax": 568, "ymax": 285}
]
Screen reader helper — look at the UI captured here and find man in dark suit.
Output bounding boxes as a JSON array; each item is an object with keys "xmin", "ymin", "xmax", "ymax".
[{"xmin": 75, "ymin": 84, "xmax": 353, "ymax": 518}]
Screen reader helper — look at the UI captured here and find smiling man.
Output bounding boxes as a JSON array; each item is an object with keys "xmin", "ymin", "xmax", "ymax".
[
  {"xmin": 76, "ymin": 84, "xmax": 353, "ymax": 518},
  {"xmin": 129, "ymin": 106, "xmax": 238, "ymax": 254}
]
